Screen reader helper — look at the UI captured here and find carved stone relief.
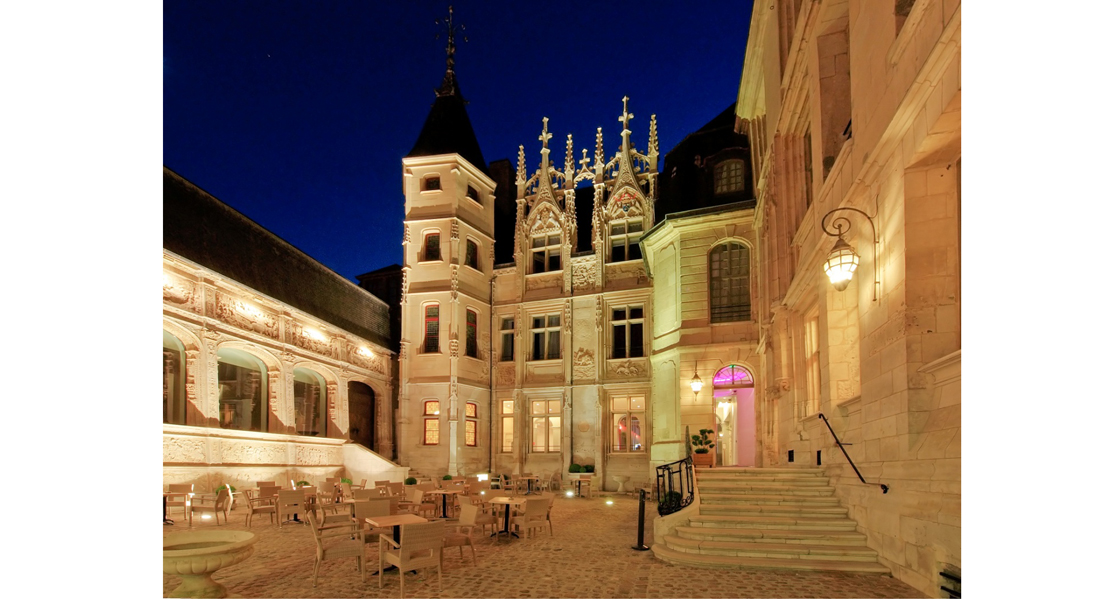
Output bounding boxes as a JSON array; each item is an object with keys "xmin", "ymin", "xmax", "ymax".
[
  {"xmin": 294, "ymin": 444, "xmax": 340, "ymax": 466},
  {"xmin": 288, "ymin": 323, "xmax": 338, "ymax": 359},
  {"xmin": 605, "ymin": 262, "xmax": 648, "ymax": 283},
  {"xmin": 163, "ymin": 436, "xmax": 206, "ymax": 463},
  {"xmin": 450, "ymin": 265, "xmax": 459, "ymax": 301},
  {"xmin": 526, "ymin": 273, "xmax": 562, "ymax": 291},
  {"xmin": 571, "ymin": 256, "xmax": 598, "ymax": 291},
  {"xmin": 220, "ymin": 440, "xmax": 283, "ymax": 465},
  {"xmin": 573, "ymin": 348, "xmax": 595, "ymax": 379},
  {"xmin": 215, "ymin": 293, "xmax": 279, "ymax": 340},
  {"xmin": 497, "ymin": 365, "xmax": 515, "ymax": 387},
  {"xmin": 163, "ymin": 276, "xmax": 199, "ymax": 312},
  {"xmin": 611, "ymin": 359, "xmax": 645, "ymax": 378},
  {"xmin": 347, "ymin": 343, "xmax": 385, "ymax": 375}
]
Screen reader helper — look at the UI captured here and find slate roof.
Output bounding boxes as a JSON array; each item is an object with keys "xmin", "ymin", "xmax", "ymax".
[
  {"xmin": 406, "ymin": 73, "xmax": 488, "ymax": 174},
  {"xmin": 163, "ymin": 167, "xmax": 391, "ymax": 348}
]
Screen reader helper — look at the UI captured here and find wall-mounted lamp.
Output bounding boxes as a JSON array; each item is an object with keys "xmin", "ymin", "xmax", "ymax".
[
  {"xmin": 821, "ymin": 207, "xmax": 879, "ymax": 300},
  {"xmin": 690, "ymin": 362, "xmax": 703, "ymax": 397}
]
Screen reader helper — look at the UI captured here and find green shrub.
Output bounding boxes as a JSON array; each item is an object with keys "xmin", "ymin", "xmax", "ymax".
[
  {"xmin": 442, "ymin": 474, "xmax": 453, "ymax": 480},
  {"xmin": 568, "ymin": 463, "xmax": 583, "ymax": 473},
  {"xmin": 661, "ymin": 490, "xmax": 683, "ymax": 506},
  {"xmin": 340, "ymin": 477, "xmax": 352, "ymax": 484},
  {"xmin": 690, "ymin": 428, "xmax": 716, "ymax": 454},
  {"xmin": 404, "ymin": 477, "xmax": 417, "ymax": 485},
  {"xmin": 296, "ymin": 480, "xmax": 310, "ymax": 487},
  {"xmin": 583, "ymin": 464, "xmax": 595, "ymax": 473},
  {"xmin": 215, "ymin": 484, "xmax": 236, "ymax": 494}
]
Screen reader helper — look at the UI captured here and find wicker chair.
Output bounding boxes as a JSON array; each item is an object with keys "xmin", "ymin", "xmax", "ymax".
[
  {"xmin": 165, "ymin": 483, "xmax": 192, "ymax": 519},
  {"xmin": 442, "ymin": 504, "xmax": 479, "ymax": 570},
  {"xmin": 243, "ymin": 487, "xmax": 278, "ymax": 528},
  {"xmin": 189, "ymin": 488, "xmax": 231, "ymax": 527},
  {"xmin": 276, "ymin": 488, "xmax": 307, "ymax": 527},
  {"xmin": 378, "ymin": 520, "xmax": 445, "ymax": 598},
  {"xmin": 510, "ymin": 498, "xmax": 551, "ymax": 538},
  {"xmin": 306, "ymin": 511, "xmax": 368, "ymax": 586}
]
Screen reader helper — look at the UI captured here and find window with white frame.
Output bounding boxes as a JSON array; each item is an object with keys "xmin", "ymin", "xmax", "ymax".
[
  {"xmin": 530, "ymin": 314, "xmax": 561, "ymax": 360},
  {"xmin": 529, "ymin": 399, "xmax": 561, "ymax": 453},
  {"xmin": 465, "ymin": 402, "xmax": 478, "ymax": 446},
  {"xmin": 531, "ymin": 233, "xmax": 562, "ymax": 273},
  {"xmin": 709, "ymin": 242, "xmax": 751, "ymax": 322},
  {"xmin": 501, "ymin": 399, "xmax": 514, "ymax": 451},
  {"xmin": 611, "ymin": 306, "xmax": 645, "ymax": 359},
  {"xmin": 500, "ymin": 317, "xmax": 514, "ymax": 362},
  {"xmin": 609, "ymin": 219, "xmax": 643, "ymax": 262},
  {"xmin": 802, "ymin": 311, "xmax": 821, "ymax": 418},
  {"xmin": 423, "ymin": 400, "xmax": 440, "ymax": 445},
  {"xmin": 611, "ymin": 395, "xmax": 646, "ymax": 452},
  {"xmin": 714, "ymin": 159, "xmax": 746, "ymax": 194}
]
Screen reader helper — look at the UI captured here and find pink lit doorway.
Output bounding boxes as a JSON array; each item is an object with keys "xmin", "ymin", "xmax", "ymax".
[{"xmin": 712, "ymin": 364, "xmax": 756, "ymax": 467}]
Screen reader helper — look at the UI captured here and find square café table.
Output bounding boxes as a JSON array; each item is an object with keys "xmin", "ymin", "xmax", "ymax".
[
  {"xmin": 363, "ymin": 513, "xmax": 429, "ymax": 574},
  {"xmin": 423, "ymin": 489, "xmax": 463, "ymax": 518},
  {"xmin": 486, "ymin": 496, "xmax": 525, "ymax": 539}
]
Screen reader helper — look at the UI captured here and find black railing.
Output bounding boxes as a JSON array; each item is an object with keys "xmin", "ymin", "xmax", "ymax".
[
  {"xmin": 655, "ymin": 457, "xmax": 694, "ymax": 516},
  {"xmin": 818, "ymin": 413, "xmax": 889, "ymax": 494},
  {"xmin": 940, "ymin": 570, "xmax": 961, "ymax": 598}
]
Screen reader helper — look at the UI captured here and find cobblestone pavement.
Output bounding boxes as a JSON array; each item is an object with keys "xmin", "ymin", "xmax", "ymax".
[{"xmin": 163, "ymin": 495, "xmax": 926, "ymax": 599}]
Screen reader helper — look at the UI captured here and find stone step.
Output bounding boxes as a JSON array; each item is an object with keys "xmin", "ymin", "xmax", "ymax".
[
  {"xmin": 690, "ymin": 514, "xmax": 857, "ymax": 531},
  {"xmin": 699, "ymin": 503, "xmax": 849, "ymax": 517},
  {"xmin": 675, "ymin": 525, "xmax": 869, "ymax": 546},
  {"xmin": 651, "ymin": 543, "xmax": 891, "ymax": 574},
  {"xmin": 698, "ymin": 485, "xmax": 836, "ymax": 496},
  {"xmin": 696, "ymin": 472, "xmax": 827, "ymax": 482},
  {"xmin": 701, "ymin": 493, "xmax": 840, "ymax": 506},
  {"xmin": 695, "ymin": 468, "xmax": 825, "ymax": 477},
  {"xmin": 699, "ymin": 478, "xmax": 831, "ymax": 486},
  {"xmin": 663, "ymin": 535, "xmax": 882, "ymax": 561}
]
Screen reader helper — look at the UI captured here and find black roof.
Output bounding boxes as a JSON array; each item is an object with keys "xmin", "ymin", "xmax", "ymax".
[
  {"xmin": 406, "ymin": 74, "xmax": 488, "ymax": 174},
  {"xmin": 163, "ymin": 167, "xmax": 391, "ymax": 348}
]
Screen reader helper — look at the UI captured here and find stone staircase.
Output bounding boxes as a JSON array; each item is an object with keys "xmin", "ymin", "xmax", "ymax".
[{"xmin": 651, "ymin": 467, "xmax": 890, "ymax": 574}]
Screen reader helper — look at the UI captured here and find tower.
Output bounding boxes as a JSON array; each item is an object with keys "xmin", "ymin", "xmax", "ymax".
[{"xmin": 399, "ymin": 7, "xmax": 496, "ymax": 476}]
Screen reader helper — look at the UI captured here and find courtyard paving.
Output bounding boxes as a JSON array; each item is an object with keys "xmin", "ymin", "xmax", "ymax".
[{"xmin": 163, "ymin": 494, "xmax": 926, "ymax": 599}]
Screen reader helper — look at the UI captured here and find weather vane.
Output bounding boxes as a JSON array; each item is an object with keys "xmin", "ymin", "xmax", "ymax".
[{"xmin": 435, "ymin": 5, "xmax": 467, "ymax": 75}]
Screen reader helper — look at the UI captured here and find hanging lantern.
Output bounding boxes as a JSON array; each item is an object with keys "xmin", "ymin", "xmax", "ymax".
[{"xmin": 822, "ymin": 237, "xmax": 860, "ymax": 291}]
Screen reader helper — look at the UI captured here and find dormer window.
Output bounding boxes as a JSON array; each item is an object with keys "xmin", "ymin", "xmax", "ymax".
[
  {"xmin": 466, "ymin": 185, "xmax": 480, "ymax": 204},
  {"xmin": 715, "ymin": 159, "xmax": 745, "ymax": 194},
  {"xmin": 531, "ymin": 233, "xmax": 561, "ymax": 273},
  {"xmin": 610, "ymin": 219, "xmax": 643, "ymax": 262},
  {"xmin": 423, "ymin": 176, "xmax": 441, "ymax": 191}
]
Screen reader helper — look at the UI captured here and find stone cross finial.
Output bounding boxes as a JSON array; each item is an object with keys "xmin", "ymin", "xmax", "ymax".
[
  {"xmin": 619, "ymin": 96, "xmax": 633, "ymax": 131},
  {"xmin": 579, "ymin": 148, "xmax": 590, "ymax": 169},
  {"xmin": 539, "ymin": 117, "xmax": 553, "ymax": 149}
]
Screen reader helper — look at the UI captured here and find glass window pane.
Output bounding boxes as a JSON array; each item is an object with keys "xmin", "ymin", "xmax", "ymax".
[
  {"xmin": 630, "ymin": 396, "xmax": 645, "ymax": 410},
  {"xmin": 547, "ymin": 400, "xmax": 560, "ymax": 414},
  {"xmin": 218, "ymin": 358, "xmax": 265, "ymax": 432},
  {"xmin": 465, "ymin": 402, "xmax": 477, "ymax": 418},
  {"xmin": 629, "ymin": 322, "xmax": 644, "ymax": 356},
  {"xmin": 629, "ymin": 307, "xmax": 644, "ymax": 319},
  {"xmin": 628, "ymin": 221, "xmax": 643, "ymax": 233},
  {"xmin": 533, "ymin": 237, "xmax": 546, "ymax": 248},
  {"xmin": 548, "ymin": 315, "xmax": 560, "ymax": 326},
  {"xmin": 502, "ymin": 333, "xmax": 514, "ymax": 361},
  {"xmin": 548, "ymin": 417, "xmax": 561, "ymax": 452},
  {"xmin": 615, "ymin": 415, "xmax": 628, "ymax": 451},
  {"xmin": 531, "ymin": 417, "xmax": 547, "ymax": 452},
  {"xmin": 424, "ymin": 401, "xmax": 440, "ymax": 415},
  {"xmin": 425, "ymin": 419, "xmax": 439, "ymax": 444},
  {"xmin": 532, "ymin": 316, "xmax": 544, "ymax": 328},
  {"xmin": 612, "ymin": 396, "xmax": 628, "ymax": 412},
  {"xmin": 547, "ymin": 330, "xmax": 560, "ymax": 359},
  {"xmin": 630, "ymin": 416, "xmax": 643, "ymax": 450},
  {"xmin": 502, "ymin": 400, "xmax": 514, "ymax": 415},
  {"xmin": 549, "ymin": 235, "xmax": 560, "ymax": 246},
  {"xmin": 532, "ymin": 332, "xmax": 544, "ymax": 360},
  {"xmin": 613, "ymin": 325, "xmax": 626, "ymax": 359},
  {"xmin": 465, "ymin": 420, "xmax": 476, "ymax": 446},
  {"xmin": 531, "ymin": 401, "xmax": 545, "ymax": 415},
  {"xmin": 611, "ymin": 223, "xmax": 626, "ymax": 235},
  {"xmin": 502, "ymin": 416, "xmax": 513, "ymax": 451},
  {"xmin": 612, "ymin": 309, "xmax": 626, "ymax": 321},
  {"xmin": 549, "ymin": 251, "xmax": 560, "ymax": 271},
  {"xmin": 502, "ymin": 317, "xmax": 514, "ymax": 330}
]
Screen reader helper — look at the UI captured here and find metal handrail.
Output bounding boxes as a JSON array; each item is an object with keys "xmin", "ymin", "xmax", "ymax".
[
  {"xmin": 655, "ymin": 456, "xmax": 694, "ymax": 516},
  {"xmin": 817, "ymin": 413, "xmax": 888, "ymax": 494}
]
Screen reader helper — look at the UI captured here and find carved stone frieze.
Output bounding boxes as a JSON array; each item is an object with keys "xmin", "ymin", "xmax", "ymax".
[
  {"xmin": 163, "ymin": 275, "xmax": 199, "ymax": 312},
  {"xmin": 450, "ymin": 265, "xmax": 459, "ymax": 301},
  {"xmin": 497, "ymin": 365, "xmax": 515, "ymax": 387},
  {"xmin": 525, "ymin": 273, "xmax": 562, "ymax": 291},
  {"xmin": 573, "ymin": 348, "xmax": 595, "ymax": 379},
  {"xmin": 214, "ymin": 292, "xmax": 279, "ymax": 340},
  {"xmin": 449, "ymin": 338, "xmax": 459, "ymax": 358},
  {"xmin": 294, "ymin": 444, "xmax": 340, "ymax": 466},
  {"xmin": 288, "ymin": 323, "xmax": 338, "ymax": 359},
  {"xmin": 347, "ymin": 342, "xmax": 385, "ymax": 375},
  {"xmin": 163, "ymin": 435, "xmax": 206, "ymax": 463},
  {"xmin": 611, "ymin": 359, "xmax": 645, "ymax": 378},
  {"xmin": 564, "ymin": 304, "xmax": 572, "ymax": 334},
  {"xmin": 219, "ymin": 440, "xmax": 283, "ymax": 464},
  {"xmin": 604, "ymin": 262, "xmax": 648, "ymax": 283}
]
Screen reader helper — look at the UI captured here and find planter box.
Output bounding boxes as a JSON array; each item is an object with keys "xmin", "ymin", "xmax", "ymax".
[{"xmin": 692, "ymin": 452, "xmax": 714, "ymax": 468}]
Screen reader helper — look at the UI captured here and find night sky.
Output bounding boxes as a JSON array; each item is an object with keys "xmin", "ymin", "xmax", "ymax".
[{"xmin": 164, "ymin": 0, "xmax": 754, "ymax": 281}]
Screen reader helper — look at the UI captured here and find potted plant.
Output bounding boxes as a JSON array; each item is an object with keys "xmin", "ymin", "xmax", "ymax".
[
  {"xmin": 442, "ymin": 474, "xmax": 453, "ymax": 481},
  {"xmin": 691, "ymin": 428, "xmax": 716, "ymax": 468},
  {"xmin": 404, "ymin": 476, "xmax": 418, "ymax": 485},
  {"xmin": 568, "ymin": 463, "xmax": 583, "ymax": 473}
]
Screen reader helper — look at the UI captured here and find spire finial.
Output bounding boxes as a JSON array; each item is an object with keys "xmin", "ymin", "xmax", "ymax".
[
  {"xmin": 619, "ymin": 96, "xmax": 633, "ymax": 131},
  {"xmin": 434, "ymin": 5, "xmax": 466, "ymax": 96},
  {"xmin": 539, "ymin": 117, "xmax": 553, "ymax": 150}
]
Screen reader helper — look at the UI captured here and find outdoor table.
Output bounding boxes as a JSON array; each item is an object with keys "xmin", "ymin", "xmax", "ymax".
[
  {"xmin": 487, "ymin": 496, "xmax": 525, "ymax": 539},
  {"xmin": 163, "ymin": 493, "xmax": 174, "ymax": 525},
  {"xmin": 424, "ymin": 489, "xmax": 463, "ymax": 518},
  {"xmin": 362, "ymin": 513, "xmax": 429, "ymax": 574},
  {"xmin": 516, "ymin": 476, "xmax": 539, "ymax": 495}
]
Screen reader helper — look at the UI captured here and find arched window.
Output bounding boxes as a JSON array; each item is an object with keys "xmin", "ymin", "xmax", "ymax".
[
  {"xmin": 715, "ymin": 159, "xmax": 745, "ymax": 194},
  {"xmin": 217, "ymin": 348, "xmax": 268, "ymax": 432},
  {"xmin": 294, "ymin": 367, "xmax": 327, "ymax": 437},
  {"xmin": 713, "ymin": 364, "xmax": 753, "ymax": 387},
  {"xmin": 163, "ymin": 331, "xmax": 187, "ymax": 425},
  {"xmin": 710, "ymin": 242, "xmax": 751, "ymax": 322}
]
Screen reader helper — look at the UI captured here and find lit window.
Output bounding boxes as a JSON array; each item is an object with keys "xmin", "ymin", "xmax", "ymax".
[
  {"xmin": 609, "ymin": 219, "xmax": 643, "ymax": 262},
  {"xmin": 465, "ymin": 238, "xmax": 479, "ymax": 270},
  {"xmin": 501, "ymin": 399, "xmax": 514, "ymax": 451},
  {"xmin": 611, "ymin": 306, "xmax": 645, "ymax": 359},
  {"xmin": 163, "ymin": 331, "xmax": 187, "ymax": 425},
  {"xmin": 424, "ymin": 305, "xmax": 440, "ymax": 353},
  {"xmin": 710, "ymin": 242, "xmax": 751, "ymax": 322},
  {"xmin": 530, "ymin": 399, "xmax": 561, "ymax": 453},
  {"xmin": 424, "ymin": 400, "xmax": 440, "ymax": 445},
  {"xmin": 465, "ymin": 402, "xmax": 478, "ymax": 446},
  {"xmin": 466, "ymin": 309, "xmax": 478, "ymax": 358},
  {"xmin": 500, "ymin": 317, "xmax": 515, "ymax": 362},
  {"xmin": 803, "ymin": 313, "xmax": 821, "ymax": 418},
  {"xmin": 423, "ymin": 233, "xmax": 441, "ymax": 262},
  {"xmin": 530, "ymin": 314, "xmax": 561, "ymax": 361},
  {"xmin": 531, "ymin": 233, "xmax": 561, "ymax": 273},
  {"xmin": 216, "ymin": 348, "xmax": 268, "ymax": 432},
  {"xmin": 715, "ymin": 160, "xmax": 745, "ymax": 194},
  {"xmin": 611, "ymin": 396, "xmax": 646, "ymax": 452},
  {"xmin": 293, "ymin": 368, "xmax": 327, "ymax": 437}
]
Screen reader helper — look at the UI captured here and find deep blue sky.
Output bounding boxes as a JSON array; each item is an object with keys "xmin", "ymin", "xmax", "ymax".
[{"xmin": 164, "ymin": 0, "xmax": 754, "ymax": 281}]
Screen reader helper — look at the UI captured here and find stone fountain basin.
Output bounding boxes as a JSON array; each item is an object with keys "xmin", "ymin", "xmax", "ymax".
[{"xmin": 164, "ymin": 530, "xmax": 256, "ymax": 598}]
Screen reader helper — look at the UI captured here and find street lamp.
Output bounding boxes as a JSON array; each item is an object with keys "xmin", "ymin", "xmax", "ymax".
[
  {"xmin": 821, "ymin": 207, "xmax": 879, "ymax": 300},
  {"xmin": 690, "ymin": 362, "xmax": 703, "ymax": 398}
]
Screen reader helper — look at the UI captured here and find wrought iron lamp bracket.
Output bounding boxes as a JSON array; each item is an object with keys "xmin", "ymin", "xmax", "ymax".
[{"xmin": 820, "ymin": 207, "xmax": 880, "ymax": 301}]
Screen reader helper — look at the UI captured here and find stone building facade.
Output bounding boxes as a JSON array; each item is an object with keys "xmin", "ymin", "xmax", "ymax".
[
  {"xmin": 162, "ymin": 168, "xmax": 398, "ymax": 492},
  {"xmin": 734, "ymin": 0, "xmax": 961, "ymax": 595}
]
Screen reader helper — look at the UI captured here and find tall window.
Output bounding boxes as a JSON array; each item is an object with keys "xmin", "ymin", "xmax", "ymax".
[
  {"xmin": 501, "ymin": 399, "xmax": 514, "ymax": 451},
  {"xmin": 611, "ymin": 306, "xmax": 645, "ymax": 359},
  {"xmin": 531, "ymin": 233, "xmax": 561, "ymax": 273},
  {"xmin": 294, "ymin": 368, "xmax": 326, "ymax": 437},
  {"xmin": 423, "ymin": 400, "xmax": 440, "ymax": 445},
  {"xmin": 465, "ymin": 238, "xmax": 479, "ymax": 270},
  {"xmin": 423, "ymin": 233, "xmax": 441, "ymax": 262},
  {"xmin": 530, "ymin": 314, "xmax": 561, "ymax": 360},
  {"xmin": 217, "ymin": 348, "xmax": 267, "ymax": 432},
  {"xmin": 465, "ymin": 309, "xmax": 478, "ymax": 358},
  {"xmin": 163, "ymin": 331, "xmax": 187, "ymax": 425},
  {"xmin": 424, "ymin": 304, "xmax": 440, "ymax": 353},
  {"xmin": 530, "ymin": 399, "xmax": 561, "ymax": 452},
  {"xmin": 609, "ymin": 219, "xmax": 643, "ymax": 262},
  {"xmin": 710, "ymin": 242, "xmax": 751, "ymax": 322},
  {"xmin": 465, "ymin": 402, "xmax": 478, "ymax": 446},
  {"xmin": 500, "ymin": 317, "xmax": 515, "ymax": 362},
  {"xmin": 611, "ymin": 396, "xmax": 646, "ymax": 452},
  {"xmin": 803, "ymin": 312, "xmax": 821, "ymax": 418},
  {"xmin": 715, "ymin": 159, "xmax": 745, "ymax": 194}
]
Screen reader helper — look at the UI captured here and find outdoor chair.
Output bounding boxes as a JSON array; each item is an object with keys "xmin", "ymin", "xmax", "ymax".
[
  {"xmin": 442, "ymin": 504, "xmax": 479, "ymax": 570},
  {"xmin": 243, "ymin": 488, "xmax": 278, "ymax": 528},
  {"xmin": 276, "ymin": 488, "xmax": 307, "ymax": 528},
  {"xmin": 457, "ymin": 494, "xmax": 496, "ymax": 535},
  {"xmin": 510, "ymin": 497, "xmax": 551, "ymax": 539},
  {"xmin": 408, "ymin": 488, "xmax": 438, "ymax": 519},
  {"xmin": 354, "ymin": 488, "xmax": 384, "ymax": 500},
  {"xmin": 189, "ymin": 487, "xmax": 230, "ymax": 527},
  {"xmin": 306, "ymin": 511, "xmax": 368, "ymax": 586},
  {"xmin": 547, "ymin": 471, "xmax": 562, "ymax": 492},
  {"xmin": 316, "ymin": 481, "xmax": 341, "ymax": 515},
  {"xmin": 165, "ymin": 483, "xmax": 192, "ymax": 519},
  {"xmin": 378, "ymin": 520, "xmax": 445, "ymax": 598}
]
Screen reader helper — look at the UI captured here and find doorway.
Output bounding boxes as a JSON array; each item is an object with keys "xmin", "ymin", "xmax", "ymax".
[
  {"xmin": 712, "ymin": 364, "xmax": 756, "ymax": 467},
  {"xmin": 348, "ymin": 382, "xmax": 375, "ymax": 450}
]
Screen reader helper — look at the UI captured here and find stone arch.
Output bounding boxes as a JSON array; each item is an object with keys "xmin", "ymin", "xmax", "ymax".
[
  {"xmin": 163, "ymin": 319, "xmax": 203, "ymax": 425},
  {"xmin": 215, "ymin": 341, "xmax": 281, "ymax": 433},
  {"xmin": 711, "ymin": 362, "xmax": 757, "ymax": 467},
  {"xmin": 347, "ymin": 378, "xmax": 381, "ymax": 450}
]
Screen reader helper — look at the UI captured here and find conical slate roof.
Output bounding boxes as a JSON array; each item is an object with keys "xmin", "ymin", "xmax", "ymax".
[{"xmin": 406, "ymin": 73, "xmax": 488, "ymax": 174}]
